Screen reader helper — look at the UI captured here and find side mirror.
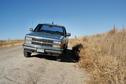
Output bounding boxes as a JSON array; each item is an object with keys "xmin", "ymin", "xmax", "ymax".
[
  {"xmin": 29, "ymin": 28, "xmax": 33, "ymax": 32},
  {"xmin": 66, "ymin": 33, "xmax": 71, "ymax": 37}
]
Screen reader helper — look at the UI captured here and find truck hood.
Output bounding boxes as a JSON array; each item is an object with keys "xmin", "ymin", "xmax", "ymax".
[{"xmin": 26, "ymin": 32, "xmax": 64, "ymax": 40}]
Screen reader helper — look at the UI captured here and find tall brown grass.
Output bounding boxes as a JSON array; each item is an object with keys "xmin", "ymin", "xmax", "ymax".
[
  {"xmin": 70, "ymin": 28, "xmax": 126, "ymax": 84},
  {"xmin": 0, "ymin": 40, "xmax": 23, "ymax": 48}
]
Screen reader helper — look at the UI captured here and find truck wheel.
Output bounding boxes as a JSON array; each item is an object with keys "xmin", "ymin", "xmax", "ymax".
[
  {"xmin": 56, "ymin": 54, "xmax": 62, "ymax": 62},
  {"xmin": 24, "ymin": 50, "xmax": 31, "ymax": 57}
]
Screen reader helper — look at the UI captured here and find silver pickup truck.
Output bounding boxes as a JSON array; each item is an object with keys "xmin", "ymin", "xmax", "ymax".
[{"xmin": 23, "ymin": 23, "xmax": 71, "ymax": 57}]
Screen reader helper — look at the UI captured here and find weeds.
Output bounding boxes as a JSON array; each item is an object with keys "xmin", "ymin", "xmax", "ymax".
[
  {"xmin": 70, "ymin": 28, "xmax": 126, "ymax": 84},
  {"xmin": 0, "ymin": 40, "xmax": 23, "ymax": 48}
]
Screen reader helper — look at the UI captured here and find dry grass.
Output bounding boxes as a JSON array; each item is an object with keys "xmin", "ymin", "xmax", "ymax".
[
  {"xmin": 70, "ymin": 28, "xmax": 126, "ymax": 84},
  {"xmin": 0, "ymin": 40, "xmax": 23, "ymax": 48}
]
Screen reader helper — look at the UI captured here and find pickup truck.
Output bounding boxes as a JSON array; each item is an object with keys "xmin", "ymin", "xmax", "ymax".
[{"xmin": 23, "ymin": 23, "xmax": 71, "ymax": 57}]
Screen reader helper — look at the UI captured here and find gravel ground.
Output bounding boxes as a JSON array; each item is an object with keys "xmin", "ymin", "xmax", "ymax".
[{"xmin": 0, "ymin": 46, "xmax": 88, "ymax": 84}]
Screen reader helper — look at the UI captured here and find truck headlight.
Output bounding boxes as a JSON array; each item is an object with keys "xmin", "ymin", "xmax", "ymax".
[
  {"xmin": 25, "ymin": 37, "xmax": 32, "ymax": 44},
  {"xmin": 53, "ymin": 44, "xmax": 60, "ymax": 48},
  {"xmin": 53, "ymin": 41, "xmax": 61, "ymax": 44},
  {"xmin": 53, "ymin": 41, "xmax": 61, "ymax": 48}
]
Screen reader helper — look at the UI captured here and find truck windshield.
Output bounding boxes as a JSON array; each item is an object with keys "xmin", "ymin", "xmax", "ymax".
[{"xmin": 34, "ymin": 24, "xmax": 65, "ymax": 35}]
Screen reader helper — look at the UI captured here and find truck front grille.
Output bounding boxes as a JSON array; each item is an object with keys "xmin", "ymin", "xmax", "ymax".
[
  {"xmin": 32, "ymin": 38, "xmax": 53, "ymax": 47},
  {"xmin": 32, "ymin": 38, "xmax": 53, "ymax": 43}
]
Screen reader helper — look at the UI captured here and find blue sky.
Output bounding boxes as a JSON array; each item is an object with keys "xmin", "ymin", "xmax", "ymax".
[{"xmin": 0, "ymin": 0, "xmax": 126, "ymax": 39}]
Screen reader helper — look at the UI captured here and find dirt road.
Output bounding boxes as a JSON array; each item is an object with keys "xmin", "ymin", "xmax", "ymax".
[{"xmin": 0, "ymin": 46, "xmax": 88, "ymax": 84}]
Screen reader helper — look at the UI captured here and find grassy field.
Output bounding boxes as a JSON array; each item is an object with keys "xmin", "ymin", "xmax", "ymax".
[
  {"xmin": 0, "ymin": 40, "xmax": 23, "ymax": 48},
  {"xmin": 69, "ymin": 28, "xmax": 126, "ymax": 84}
]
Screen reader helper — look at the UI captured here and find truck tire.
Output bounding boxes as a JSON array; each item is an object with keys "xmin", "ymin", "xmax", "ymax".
[
  {"xmin": 24, "ymin": 50, "xmax": 31, "ymax": 57},
  {"xmin": 56, "ymin": 54, "xmax": 62, "ymax": 62}
]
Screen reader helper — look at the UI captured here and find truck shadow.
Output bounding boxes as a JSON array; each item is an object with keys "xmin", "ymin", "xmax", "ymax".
[{"xmin": 32, "ymin": 44, "xmax": 83, "ymax": 63}]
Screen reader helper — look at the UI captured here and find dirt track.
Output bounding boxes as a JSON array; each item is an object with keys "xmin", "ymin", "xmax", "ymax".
[{"xmin": 0, "ymin": 46, "xmax": 88, "ymax": 84}]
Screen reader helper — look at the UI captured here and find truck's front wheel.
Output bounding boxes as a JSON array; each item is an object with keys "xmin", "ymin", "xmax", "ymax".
[{"xmin": 24, "ymin": 50, "xmax": 31, "ymax": 57}]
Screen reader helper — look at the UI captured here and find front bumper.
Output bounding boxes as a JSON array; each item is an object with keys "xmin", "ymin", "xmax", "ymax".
[{"xmin": 23, "ymin": 44, "xmax": 63, "ymax": 54}]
